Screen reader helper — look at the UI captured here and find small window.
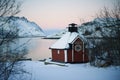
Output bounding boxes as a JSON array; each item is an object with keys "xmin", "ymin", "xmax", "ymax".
[
  {"xmin": 57, "ymin": 50, "xmax": 60, "ymax": 54},
  {"xmin": 75, "ymin": 44, "xmax": 82, "ymax": 52}
]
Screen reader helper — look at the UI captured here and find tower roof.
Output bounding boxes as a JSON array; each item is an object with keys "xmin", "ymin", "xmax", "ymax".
[
  {"xmin": 69, "ymin": 23, "xmax": 77, "ymax": 27},
  {"xmin": 68, "ymin": 23, "xmax": 78, "ymax": 33}
]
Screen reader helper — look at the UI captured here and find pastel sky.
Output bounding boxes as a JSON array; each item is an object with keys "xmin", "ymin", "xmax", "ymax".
[{"xmin": 17, "ymin": 0, "xmax": 114, "ymax": 30}]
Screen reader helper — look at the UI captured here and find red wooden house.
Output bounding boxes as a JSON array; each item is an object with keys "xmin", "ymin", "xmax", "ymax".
[{"xmin": 49, "ymin": 23, "xmax": 89, "ymax": 63}]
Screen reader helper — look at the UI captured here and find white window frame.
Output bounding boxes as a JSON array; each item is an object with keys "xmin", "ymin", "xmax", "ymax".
[{"xmin": 57, "ymin": 50, "xmax": 60, "ymax": 54}]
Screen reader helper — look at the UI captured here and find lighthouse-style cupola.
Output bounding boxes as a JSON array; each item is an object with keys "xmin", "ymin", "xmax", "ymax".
[
  {"xmin": 68, "ymin": 23, "xmax": 78, "ymax": 33},
  {"xmin": 49, "ymin": 23, "xmax": 89, "ymax": 63}
]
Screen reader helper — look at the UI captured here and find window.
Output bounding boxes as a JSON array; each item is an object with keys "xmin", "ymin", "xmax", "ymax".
[
  {"xmin": 57, "ymin": 50, "xmax": 60, "ymax": 54},
  {"xmin": 75, "ymin": 44, "xmax": 81, "ymax": 52}
]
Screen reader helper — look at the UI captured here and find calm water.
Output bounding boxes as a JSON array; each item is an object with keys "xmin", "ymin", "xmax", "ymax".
[
  {"xmin": 1, "ymin": 38, "xmax": 57, "ymax": 60},
  {"xmin": 25, "ymin": 38, "xmax": 57, "ymax": 60}
]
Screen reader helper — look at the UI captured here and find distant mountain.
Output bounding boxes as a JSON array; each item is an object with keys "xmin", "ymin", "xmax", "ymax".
[
  {"xmin": 47, "ymin": 18, "xmax": 120, "ymax": 38},
  {"xmin": 0, "ymin": 16, "xmax": 45, "ymax": 37}
]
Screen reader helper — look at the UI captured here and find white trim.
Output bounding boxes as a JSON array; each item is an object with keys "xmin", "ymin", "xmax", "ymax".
[
  {"xmin": 71, "ymin": 36, "xmax": 80, "ymax": 44},
  {"xmin": 64, "ymin": 50, "xmax": 67, "ymax": 62},
  {"xmin": 83, "ymin": 53, "xmax": 84, "ymax": 62}
]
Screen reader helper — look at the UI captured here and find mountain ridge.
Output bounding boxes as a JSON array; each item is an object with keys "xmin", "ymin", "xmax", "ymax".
[{"xmin": 0, "ymin": 16, "xmax": 45, "ymax": 37}]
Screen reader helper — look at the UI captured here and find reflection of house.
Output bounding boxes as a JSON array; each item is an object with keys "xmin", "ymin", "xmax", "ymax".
[{"xmin": 49, "ymin": 23, "xmax": 89, "ymax": 63}]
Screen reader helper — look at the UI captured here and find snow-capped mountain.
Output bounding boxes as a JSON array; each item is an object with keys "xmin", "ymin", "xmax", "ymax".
[{"xmin": 0, "ymin": 16, "xmax": 45, "ymax": 37}]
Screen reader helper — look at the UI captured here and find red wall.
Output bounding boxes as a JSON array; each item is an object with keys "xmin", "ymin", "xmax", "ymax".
[
  {"xmin": 73, "ymin": 38, "xmax": 83, "ymax": 62},
  {"xmin": 52, "ymin": 49, "xmax": 65, "ymax": 62},
  {"xmin": 51, "ymin": 38, "xmax": 89, "ymax": 63},
  {"xmin": 74, "ymin": 51, "xmax": 83, "ymax": 62},
  {"xmin": 72, "ymin": 38, "xmax": 89, "ymax": 63}
]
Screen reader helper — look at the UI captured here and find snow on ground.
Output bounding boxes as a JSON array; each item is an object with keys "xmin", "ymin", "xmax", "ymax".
[{"xmin": 11, "ymin": 61, "xmax": 120, "ymax": 80}]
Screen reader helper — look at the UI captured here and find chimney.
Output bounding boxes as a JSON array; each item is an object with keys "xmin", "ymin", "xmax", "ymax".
[{"xmin": 68, "ymin": 23, "xmax": 78, "ymax": 33}]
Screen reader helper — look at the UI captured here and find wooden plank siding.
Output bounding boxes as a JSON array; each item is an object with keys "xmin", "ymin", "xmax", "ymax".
[{"xmin": 52, "ymin": 49, "xmax": 65, "ymax": 62}]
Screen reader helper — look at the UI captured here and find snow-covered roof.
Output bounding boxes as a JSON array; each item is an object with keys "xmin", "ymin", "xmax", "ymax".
[{"xmin": 50, "ymin": 32, "xmax": 86, "ymax": 49}]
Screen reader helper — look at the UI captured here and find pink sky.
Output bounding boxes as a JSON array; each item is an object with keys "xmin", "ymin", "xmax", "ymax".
[{"xmin": 17, "ymin": 0, "xmax": 114, "ymax": 30}]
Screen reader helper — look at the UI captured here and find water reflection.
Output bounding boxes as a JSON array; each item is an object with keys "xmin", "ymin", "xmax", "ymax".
[
  {"xmin": 0, "ymin": 38, "xmax": 56, "ymax": 60},
  {"xmin": 26, "ymin": 38, "xmax": 56, "ymax": 60}
]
